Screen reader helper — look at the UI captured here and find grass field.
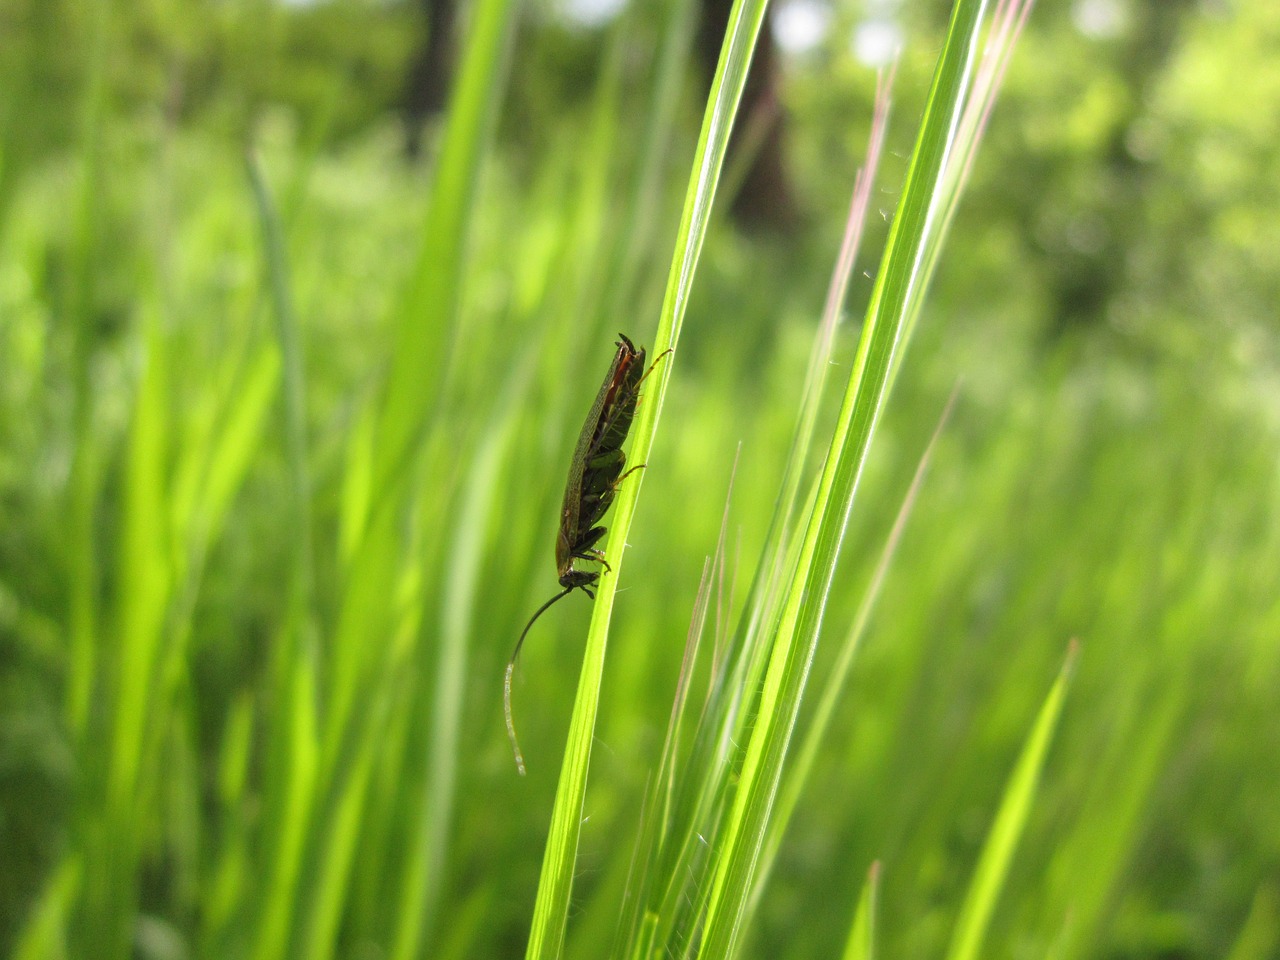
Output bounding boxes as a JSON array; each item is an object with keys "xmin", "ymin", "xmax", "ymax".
[{"xmin": 2, "ymin": 1, "xmax": 1278, "ymax": 958}]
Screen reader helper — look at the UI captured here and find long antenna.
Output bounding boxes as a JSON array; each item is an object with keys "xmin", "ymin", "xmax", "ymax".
[{"xmin": 505, "ymin": 585, "xmax": 576, "ymax": 776}]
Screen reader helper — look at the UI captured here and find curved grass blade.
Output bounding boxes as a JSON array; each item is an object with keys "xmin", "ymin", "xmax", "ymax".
[
  {"xmin": 64, "ymin": 0, "xmax": 110, "ymax": 741},
  {"xmin": 733, "ymin": 67, "xmax": 895, "ymax": 690},
  {"xmin": 244, "ymin": 149, "xmax": 321, "ymax": 960}
]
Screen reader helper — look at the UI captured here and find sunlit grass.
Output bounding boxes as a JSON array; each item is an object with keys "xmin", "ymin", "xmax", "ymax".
[{"xmin": 1, "ymin": 1, "xmax": 1279, "ymax": 959}]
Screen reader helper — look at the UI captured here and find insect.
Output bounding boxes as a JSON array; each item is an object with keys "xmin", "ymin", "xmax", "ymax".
[{"xmin": 505, "ymin": 333, "xmax": 668, "ymax": 775}]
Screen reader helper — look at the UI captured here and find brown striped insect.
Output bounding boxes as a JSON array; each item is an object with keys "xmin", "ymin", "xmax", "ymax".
[{"xmin": 505, "ymin": 333, "xmax": 668, "ymax": 775}]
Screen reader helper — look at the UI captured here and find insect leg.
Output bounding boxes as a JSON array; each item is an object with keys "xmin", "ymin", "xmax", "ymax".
[
  {"xmin": 614, "ymin": 462, "xmax": 646, "ymax": 485},
  {"xmin": 636, "ymin": 347, "xmax": 674, "ymax": 387},
  {"xmin": 571, "ymin": 526, "xmax": 611, "ymax": 572},
  {"xmin": 581, "ymin": 549, "xmax": 611, "ymax": 571}
]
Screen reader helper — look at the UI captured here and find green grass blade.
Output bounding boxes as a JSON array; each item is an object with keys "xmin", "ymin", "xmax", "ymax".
[
  {"xmin": 245, "ymin": 150, "xmax": 315, "ymax": 620},
  {"xmin": 89, "ymin": 298, "xmax": 173, "ymax": 959},
  {"xmin": 698, "ymin": 2, "xmax": 993, "ymax": 955},
  {"xmin": 64, "ymin": 0, "xmax": 111, "ymax": 741},
  {"xmin": 616, "ymin": 460, "xmax": 736, "ymax": 958},
  {"xmin": 839, "ymin": 862, "xmax": 881, "ymax": 960},
  {"xmin": 944, "ymin": 643, "xmax": 1079, "ymax": 960},
  {"xmin": 606, "ymin": 0, "xmax": 698, "ymax": 315},
  {"xmin": 184, "ymin": 349, "xmax": 281, "ymax": 549},
  {"xmin": 890, "ymin": 0, "xmax": 1036, "ymax": 381},
  {"xmin": 756, "ymin": 389, "xmax": 956, "ymax": 907},
  {"xmin": 390, "ymin": 399, "xmax": 521, "ymax": 960},
  {"xmin": 11, "ymin": 860, "xmax": 81, "ymax": 960},
  {"xmin": 367, "ymin": 0, "xmax": 517, "ymax": 519},
  {"xmin": 727, "ymin": 70, "xmax": 894, "ymax": 705},
  {"xmin": 1227, "ymin": 883, "xmax": 1280, "ymax": 960},
  {"xmin": 522, "ymin": 1, "xmax": 770, "ymax": 957},
  {"xmin": 319, "ymin": 0, "xmax": 516, "ymax": 801},
  {"xmin": 243, "ymin": 148, "xmax": 328, "ymax": 960},
  {"xmin": 252, "ymin": 656, "xmax": 320, "ymax": 960},
  {"xmin": 303, "ymin": 712, "xmax": 383, "ymax": 960}
]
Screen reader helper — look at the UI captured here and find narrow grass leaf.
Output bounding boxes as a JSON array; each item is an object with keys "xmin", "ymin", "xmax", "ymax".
[
  {"xmin": 735, "ymin": 68, "xmax": 894, "ymax": 682},
  {"xmin": 944, "ymin": 643, "xmax": 1079, "ymax": 960},
  {"xmin": 303, "ymin": 714, "xmax": 382, "ymax": 960},
  {"xmin": 88, "ymin": 299, "xmax": 173, "ymax": 960},
  {"xmin": 700, "ymin": 2, "xmax": 993, "ymax": 955},
  {"xmin": 320, "ymin": 0, "xmax": 515, "ymax": 809},
  {"xmin": 368, "ymin": 0, "xmax": 517, "ymax": 517},
  {"xmin": 11, "ymin": 859, "xmax": 81, "ymax": 960},
  {"xmin": 756, "ymin": 389, "xmax": 957, "ymax": 907},
  {"xmin": 187, "ymin": 350, "xmax": 281, "ymax": 549},
  {"xmin": 840, "ymin": 862, "xmax": 881, "ymax": 960},
  {"xmin": 252, "ymin": 654, "xmax": 320, "ymax": 960},
  {"xmin": 891, "ymin": 0, "xmax": 1036, "ymax": 378},
  {"xmin": 246, "ymin": 150, "xmax": 315, "ymax": 618},
  {"xmin": 390, "ymin": 398, "xmax": 523, "ymax": 960},
  {"xmin": 523, "ymin": 1, "xmax": 770, "ymax": 957},
  {"xmin": 617, "ymin": 458, "xmax": 738, "ymax": 959},
  {"xmin": 606, "ymin": 0, "xmax": 698, "ymax": 314},
  {"xmin": 64, "ymin": 0, "xmax": 111, "ymax": 741}
]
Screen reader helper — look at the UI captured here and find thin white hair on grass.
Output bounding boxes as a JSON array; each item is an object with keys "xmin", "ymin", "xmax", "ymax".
[
  {"xmin": 940, "ymin": 0, "xmax": 1037, "ymax": 225},
  {"xmin": 590, "ymin": 733, "xmax": 618, "ymax": 763}
]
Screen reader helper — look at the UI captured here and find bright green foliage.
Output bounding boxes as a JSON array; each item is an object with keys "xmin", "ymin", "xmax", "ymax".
[
  {"xmin": 840, "ymin": 864, "xmax": 880, "ymax": 960},
  {"xmin": 946, "ymin": 645, "xmax": 1076, "ymax": 960},
  {"xmin": 2, "ymin": 1, "xmax": 1279, "ymax": 960}
]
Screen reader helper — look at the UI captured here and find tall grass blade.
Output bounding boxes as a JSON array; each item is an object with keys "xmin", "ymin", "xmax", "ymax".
[
  {"xmin": 944, "ymin": 643, "xmax": 1078, "ymax": 960},
  {"xmin": 699, "ymin": 2, "xmax": 996, "ymax": 955},
  {"xmin": 737, "ymin": 67, "xmax": 894, "ymax": 671},
  {"xmin": 65, "ymin": 0, "xmax": 111, "ymax": 741},
  {"xmin": 252, "ymin": 656, "xmax": 319, "ymax": 960},
  {"xmin": 755, "ymin": 388, "xmax": 957, "ymax": 907},
  {"xmin": 523, "ymin": 1, "xmax": 771, "ymax": 957},
  {"xmin": 367, "ymin": 0, "xmax": 517, "ymax": 517},
  {"xmin": 319, "ymin": 0, "xmax": 517, "ymax": 798},
  {"xmin": 244, "ymin": 148, "xmax": 327, "ymax": 960},
  {"xmin": 891, "ymin": 0, "xmax": 1036, "ymax": 378},
  {"xmin": 11, "ymin": 860, "xmax": 81, "ymax": 960},
  {"xmin": 839, "ymin": 862, "xmax": 881, "ymax": 960},
  {"xmin": 391, "ymin": 397, "xmax": 524, "ymax": 960},
  {"xmin": 245, "ymin": 150, "xmax": 315, "ymax": 622},
  {"xmin": 90, "ymin": 295, "xmax": 172, "ymax": 960},
  {"xmin": 617, "ymin": 457, "xmax": 738, "ymax": 959}
]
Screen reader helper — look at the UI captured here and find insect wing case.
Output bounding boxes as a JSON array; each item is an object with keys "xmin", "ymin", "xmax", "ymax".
[{"xmin": 555, "ymin": 335, "xmax": 645, "ymax": 579}]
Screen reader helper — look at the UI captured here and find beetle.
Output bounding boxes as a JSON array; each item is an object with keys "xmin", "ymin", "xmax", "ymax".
[{"xmin": 504, "ymin": 333, "xmax": 667, "ymax": 775}]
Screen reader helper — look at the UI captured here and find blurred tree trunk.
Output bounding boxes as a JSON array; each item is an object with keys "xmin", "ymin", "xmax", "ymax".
[
  {"xmin": 399, "ymin": 0, "xmax": 799, "ymax": 231},
  {"xmin": 696, "ymin": 0, "xmax": 799, "ymax": 232},
  {"xmin": 402, "ymin": 0, "xmax": 458, "ymax": 157}
]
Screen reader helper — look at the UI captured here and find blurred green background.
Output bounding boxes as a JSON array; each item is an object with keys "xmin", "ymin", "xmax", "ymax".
[{"xmin": 1, "ymin": 0, "xmax": 1278, "ymax": 958}]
